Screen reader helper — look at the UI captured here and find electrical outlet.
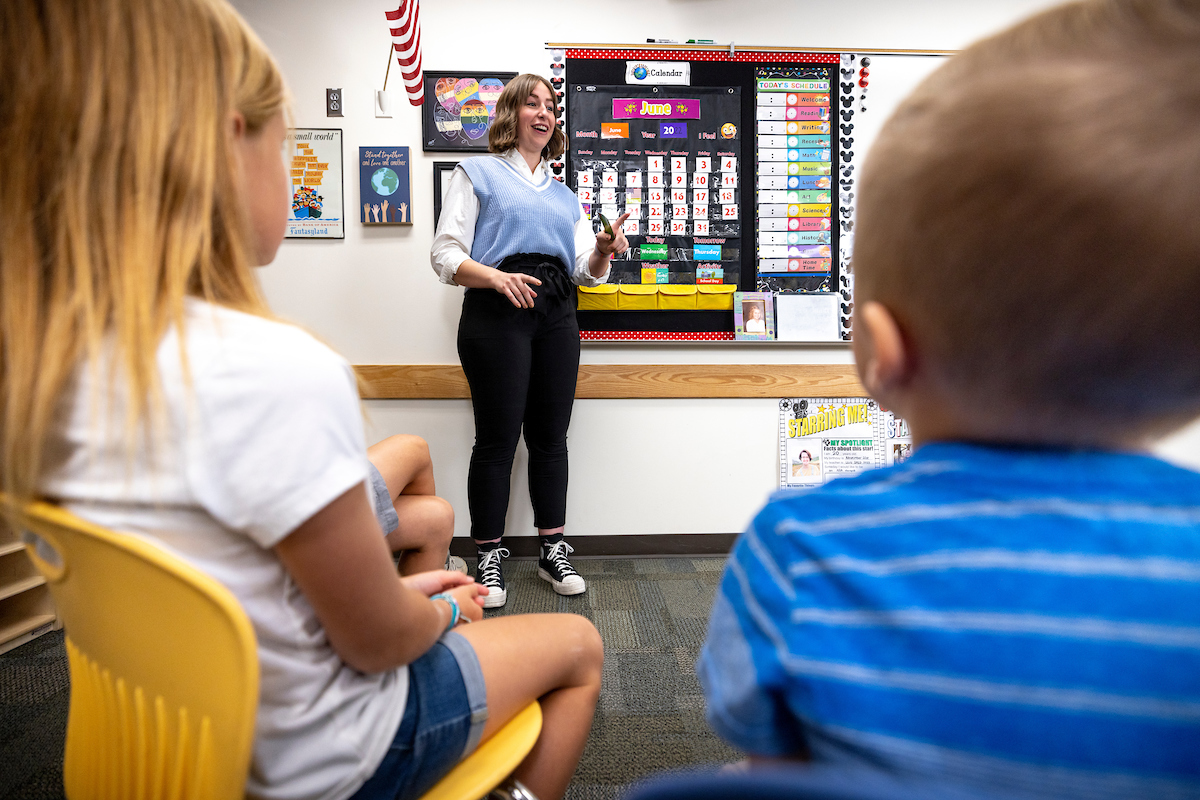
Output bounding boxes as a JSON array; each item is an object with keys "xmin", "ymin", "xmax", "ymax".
[{"xmin": 326, "ymin": 88, "xmax": 343, "ymax": 117}]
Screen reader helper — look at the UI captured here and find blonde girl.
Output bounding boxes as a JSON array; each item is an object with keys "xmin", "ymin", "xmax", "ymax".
[{"xmin": 0, "ymin": 2, "xmax": 601, "ymax": 799}]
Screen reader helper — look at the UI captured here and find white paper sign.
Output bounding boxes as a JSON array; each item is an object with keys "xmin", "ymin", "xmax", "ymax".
[{"xmin": 774, "ymin": 293, "xmax": 840, "ymax": 342}]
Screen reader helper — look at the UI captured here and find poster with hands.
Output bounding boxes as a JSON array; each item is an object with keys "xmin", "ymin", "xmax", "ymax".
[{"xmin": 359, "ymin": 146, "xmax": 413, "ymax": 225}]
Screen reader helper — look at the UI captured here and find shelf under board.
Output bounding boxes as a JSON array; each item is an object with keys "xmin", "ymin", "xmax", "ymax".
[
  {"xmin": 0, "ymin": 575, "xmax": 46, "ymax": 602},
  {"xmin": 0, "ymin": 541, "xmax": 26, "ymax": 557},
  {"xmin": 0, "ymin": 613, "xmax": 58, "ymax": 655}
]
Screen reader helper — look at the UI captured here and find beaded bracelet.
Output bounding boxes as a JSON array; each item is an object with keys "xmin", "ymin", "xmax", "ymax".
[{"xmin": 430, "ymin": 592, "xmax": 461, "ymax": 632}]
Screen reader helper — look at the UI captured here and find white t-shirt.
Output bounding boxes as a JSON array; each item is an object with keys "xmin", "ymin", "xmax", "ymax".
[{"xmin": 40, "ymin": 299, "xmax": 406, "ymax": 800}]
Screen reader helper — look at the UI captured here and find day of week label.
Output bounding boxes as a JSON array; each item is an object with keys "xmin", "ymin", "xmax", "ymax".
[{"xmin": 639, "ymin": 243, "xmax": 668, "ymax": 261}]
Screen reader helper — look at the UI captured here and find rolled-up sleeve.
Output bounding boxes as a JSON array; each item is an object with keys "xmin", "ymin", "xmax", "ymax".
[
  {"xmin": 430, "ymin": 166, "xmax": 479, "ymax": 285},
  {"xmin": 572, "ymin": 200, "xmax": 610, "ymax": 286}
]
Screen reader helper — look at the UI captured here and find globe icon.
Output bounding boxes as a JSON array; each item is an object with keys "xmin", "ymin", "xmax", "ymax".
[
  {"xmin": 371, "ymin": 167, "xmax": 400, "ymax": 197},
  {"xmin": 633, "ymin": 64, "xmax": 648, "ymax": 80}
]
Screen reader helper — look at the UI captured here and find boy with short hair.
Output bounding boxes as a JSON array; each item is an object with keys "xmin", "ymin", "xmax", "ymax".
[{"xmin": 698, "ymin": 0, "xmax": 1200, "ymax": 794}]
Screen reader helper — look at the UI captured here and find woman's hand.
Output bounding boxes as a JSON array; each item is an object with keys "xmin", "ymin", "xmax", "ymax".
[
  {"xmin": 491, "ymin": 268, "xmax": 541, "ymax": 308},
  {"xmin": 595, "ymin": 212, "xmax": 631, "ymax": 258}
]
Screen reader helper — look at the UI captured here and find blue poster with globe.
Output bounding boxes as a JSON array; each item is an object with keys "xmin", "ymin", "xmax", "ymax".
[{"xmin": 359, "ymin": 146, "xmax": 413, "ymax": 225}]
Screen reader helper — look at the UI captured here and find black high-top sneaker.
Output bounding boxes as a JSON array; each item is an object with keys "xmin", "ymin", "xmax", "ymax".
[
  {"xmin": 537, "ymin": 534, "xmax": 586, "ymax": 596},
  {"xmin": 475, "ymin": 542, "xmax": 509, "ymax": 608}
]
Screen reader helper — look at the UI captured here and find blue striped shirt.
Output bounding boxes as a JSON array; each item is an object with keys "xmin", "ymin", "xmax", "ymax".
[{"xmin": 698, "ymin": 442, "xmax": 1200, "ymax": 798}]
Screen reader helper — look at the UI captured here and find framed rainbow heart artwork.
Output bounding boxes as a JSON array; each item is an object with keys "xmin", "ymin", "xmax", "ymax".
[{"xmin": 421, "ymin": 71, "xmax": 517, "ymax": 152}]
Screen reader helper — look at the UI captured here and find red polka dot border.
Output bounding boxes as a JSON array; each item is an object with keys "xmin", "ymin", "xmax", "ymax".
[
  {"xmin": 581, "ymin": 330, "xmax": 736, "ymax": 342},
  {"xmin": 565, "ymin": 49, "xmax": 840, "ymax": 64}
]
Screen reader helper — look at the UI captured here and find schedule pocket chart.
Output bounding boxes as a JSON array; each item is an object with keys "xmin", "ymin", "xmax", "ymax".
[{"xmin": 756, "ymin": 67, "xmax": 835, "ymax": 292}]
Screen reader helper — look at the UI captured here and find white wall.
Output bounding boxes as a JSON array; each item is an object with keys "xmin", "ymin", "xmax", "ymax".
[{"xmin": 233, "ymin": 0, "xmax": 1200, "ymax": 539}]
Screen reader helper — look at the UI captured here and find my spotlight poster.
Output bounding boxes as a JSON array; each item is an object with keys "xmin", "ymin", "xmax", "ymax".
[
  {"xmin": 287, "ymin": 128, "xmax": 344, "ymax": 239},
  {"xmin": 777, "ymin": 397, "xmax": 912, "ymax": 489},
  {"xmin": 359, "ymin": 146, "xmax": 413, "ymax": 225}
]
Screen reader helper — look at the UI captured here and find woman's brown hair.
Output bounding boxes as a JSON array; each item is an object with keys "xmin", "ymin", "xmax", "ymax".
[{"xmin": 488, "ymin": 74, "xmax": 565, "ymax": 160}]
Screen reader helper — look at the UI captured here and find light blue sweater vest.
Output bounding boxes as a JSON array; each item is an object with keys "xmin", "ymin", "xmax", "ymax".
[{"xmin": 461, "ymin": 155, "xmax": 580, "ymax": 270}]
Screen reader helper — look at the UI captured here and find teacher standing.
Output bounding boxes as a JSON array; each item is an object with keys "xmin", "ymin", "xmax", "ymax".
[{"xmin": 431, "ymin": 74, "xmax": 628, "ymax": 608}]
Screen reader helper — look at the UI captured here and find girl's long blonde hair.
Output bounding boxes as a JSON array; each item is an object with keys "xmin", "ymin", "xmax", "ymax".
[{"xmin": 0, "ymin": 0, "xmax": 285, "ymax": 499}]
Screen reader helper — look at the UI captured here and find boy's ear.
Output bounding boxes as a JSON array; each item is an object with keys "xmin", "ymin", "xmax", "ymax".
[{"xmin": 852, "ymin": 300, "xmax": 912, "ymax": 402}]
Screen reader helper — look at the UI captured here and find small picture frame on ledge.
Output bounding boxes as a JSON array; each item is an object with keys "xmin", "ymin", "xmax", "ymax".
[{"xmin": 734, "ymin": 291, "xmax": 775, "ymax": 341}]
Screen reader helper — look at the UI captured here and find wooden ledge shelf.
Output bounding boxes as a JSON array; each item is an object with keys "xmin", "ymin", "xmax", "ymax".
[{"xmin": 356, "ymin": 364, "xmax": 866, "ymax": 400}]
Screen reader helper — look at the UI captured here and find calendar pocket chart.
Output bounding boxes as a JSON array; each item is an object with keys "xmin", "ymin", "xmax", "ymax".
[
  {"xmin": 568, "ymin": 84, "xmax": 743, "ymax": 295},
  {"xmin": 562, "ymin": 48, "xmax": 856, "ymax": 338}
]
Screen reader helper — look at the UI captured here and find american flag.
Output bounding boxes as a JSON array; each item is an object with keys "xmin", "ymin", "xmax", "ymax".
[{"xmin": 385, "ymin": 0, "xmax": 423, "ymax": 106}]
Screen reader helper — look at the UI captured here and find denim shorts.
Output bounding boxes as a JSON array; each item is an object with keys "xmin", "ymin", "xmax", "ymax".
[
  {"xmin": 351, "ymin": 631, "xmax": 489, "ymax": 800},
  {"xmin": 368, "ymin": 462, "xmax": 400, "ymax": 535}
]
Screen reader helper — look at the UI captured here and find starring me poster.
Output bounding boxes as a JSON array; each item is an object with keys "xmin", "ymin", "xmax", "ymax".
[{"xmin": 777, "ymin": 397, "xmax": 911, "ymax": 489}]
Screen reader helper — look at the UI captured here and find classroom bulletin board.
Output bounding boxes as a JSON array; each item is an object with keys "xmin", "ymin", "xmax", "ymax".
[{"xmin": 556, "ymin": 46, "xmax": 855, "ymax": 341}]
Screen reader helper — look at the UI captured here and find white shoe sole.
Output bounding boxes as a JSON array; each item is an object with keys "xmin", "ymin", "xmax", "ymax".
[
  {"xmin": 481, "ymin": 586, "xmax": 507, "ymax": 608},
  {"xmin": 538, "ymin": 568, "xmax": 586, "ymax": 596}
]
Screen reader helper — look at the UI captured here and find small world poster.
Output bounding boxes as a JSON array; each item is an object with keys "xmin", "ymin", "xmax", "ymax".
[
  {"xmin": 359, "ymin": 146, "xmax": 412, "ymax": 225},
  {"xmin": 287, "ymin": 128, "xmax": 344, "ymax": 239}
]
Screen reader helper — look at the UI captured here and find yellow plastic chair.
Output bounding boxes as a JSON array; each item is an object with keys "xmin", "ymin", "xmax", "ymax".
[
  {"xmin": 8, "ymin": 496, "xmax": 543, "ymax": 800},
  {"xmin": 419, "ymin": 700, "xmax": 542, "ymax": 800},
  {"xmin": 5, "ymin": 498, "xmax": 258, "ymax": 800}
]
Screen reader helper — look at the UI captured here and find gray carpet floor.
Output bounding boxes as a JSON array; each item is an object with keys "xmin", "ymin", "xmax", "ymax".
[{"xmin": 0, "ymin": 556, "xmax": 738, "ymax": 800}]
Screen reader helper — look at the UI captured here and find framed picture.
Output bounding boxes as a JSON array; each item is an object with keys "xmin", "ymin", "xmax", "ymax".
[
  {"xmin": 734, "ymin": 291, "xmax": 775, "ymax": 340},
  {"xmin": 432, "ymin": 161, "xmax": 459, "ymax": 229},
  {"xmin": 286, "ymin": 128, "xmax": 344, "ymax": 239},
  {"xmin": 422, "ymin": 71, "xmax": 517, "ymax": 152},
  {"xmin": 359, "ymin": 146, "xmax": 412, "ymax": 225}
]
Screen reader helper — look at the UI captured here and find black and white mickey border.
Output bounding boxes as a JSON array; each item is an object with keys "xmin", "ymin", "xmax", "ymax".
[
  {"xmin": 838, "ymin": 53, "xmax": 869, "ymax": 340},
  {"xmin": 548, "ymin": 50, "xmax": 567, "ymax": 182}
]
